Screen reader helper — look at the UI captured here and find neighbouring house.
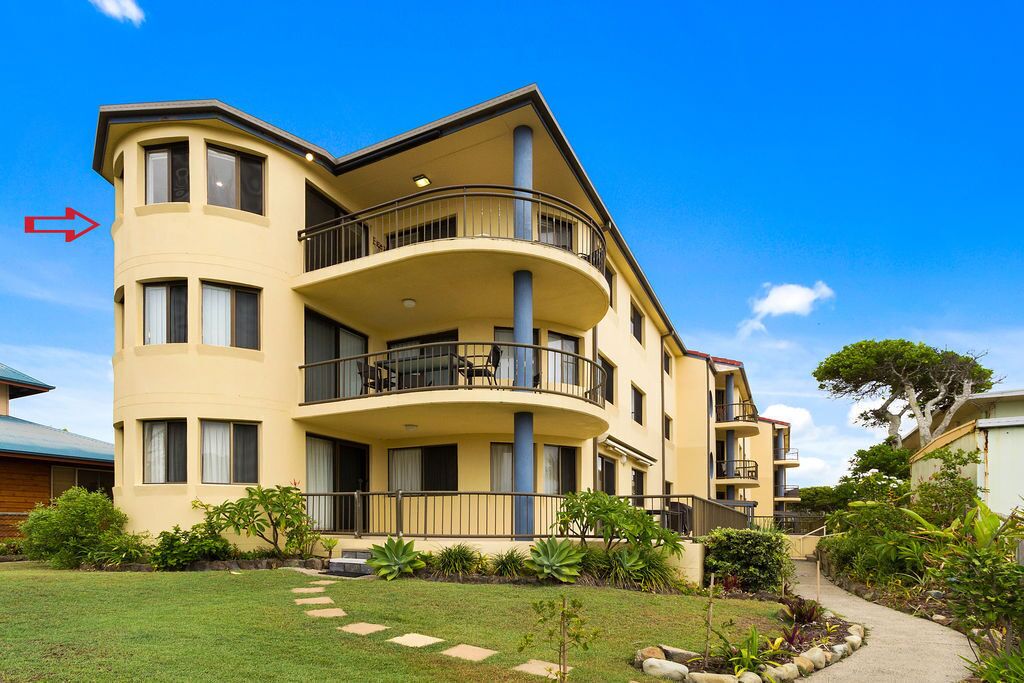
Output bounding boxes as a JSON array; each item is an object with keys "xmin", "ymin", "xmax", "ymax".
[
  {"xmin": 91, "ymin": 85, "xmax": 798, "ymax": 555},
  {"xmin": 906, "ymin": 388, "xmax": 1024, "ymax": 516},
  {"xmin": 0, "ymin": 362, "xmax": 114, "ymax": 537}
]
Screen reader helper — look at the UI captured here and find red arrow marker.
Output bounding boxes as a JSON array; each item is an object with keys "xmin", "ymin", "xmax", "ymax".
[{"xmin": 24, "ymin": 208, "xmax": 100, "ymax": 242}]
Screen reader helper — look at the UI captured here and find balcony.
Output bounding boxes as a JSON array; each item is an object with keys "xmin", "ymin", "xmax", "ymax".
[
  {"xmin": 294, "ymin": 185, "xmax": 610, "ymax": 334},
  {"xmin": 714, "ymin": 401, "xmax": 760, "ymax": 436},
  {"xmin": 714, "ymin": 459, "xmax": 760, "ymax": 488},
  {"xmin": 296, "ymin": 341, "xmax": 608, "ymax": 440},
  {"xmin": 775, "ymin": 484, "xmax": 801, "ymax": 500},
  {"xmin": 773, "ymin": 448, "xmax": 800, "ymax": 467}
]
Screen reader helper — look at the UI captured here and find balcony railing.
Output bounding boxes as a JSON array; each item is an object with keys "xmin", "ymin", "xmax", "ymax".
[
  {"xmin": 300, "ymin": 491, "xmax": 749, "ymax": 540},
  {"xmin": 298, "ymin": 184, "xmax": 606, "ymax": 275},
  {"xmin": 714, "ymin": 459, "xmax": 759, "ymax": 480},
  {"xmin": 714, "ymin": 401, "xmax": 758, "ymax": 423},
  {"xmin": 300, "ymin": 341, "xmax": 605, "ymax": 408},
  {"xmin": 773, "ymin": 448, "xmax": 799, "ymax": 461},
  {"xmin": 775, "ymin": 484, "xmax": 801, "ymax": 498}
]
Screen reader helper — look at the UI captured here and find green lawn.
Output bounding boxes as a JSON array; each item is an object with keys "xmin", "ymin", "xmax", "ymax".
[{"xmin": 0, "ymin": 562, "xmax": 782, "ymax": 682}]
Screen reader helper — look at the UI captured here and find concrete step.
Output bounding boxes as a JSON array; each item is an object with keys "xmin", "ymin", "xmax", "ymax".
[
  {"xmin": 327, "ymin": 556, "xmax": 374, "ymax": 577},
  {"xmin": 341, "ymin": 550, "xmax": 371, "ymax": 560}
]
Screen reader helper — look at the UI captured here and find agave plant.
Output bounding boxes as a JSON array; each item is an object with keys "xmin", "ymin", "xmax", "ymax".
[
  {"xmin": 526, "ymin": 538, "xmax": 585, "ymax": 583},
  {"xmin": 367, "ymin": 536, "xmax": 425, "ymax": 581}
]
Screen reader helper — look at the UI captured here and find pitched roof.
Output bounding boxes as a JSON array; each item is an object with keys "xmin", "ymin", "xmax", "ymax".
[
  {"xmin": 0, "ymin": 416, "xmax": 113, "ymax": 464},
  {"xmin": 0, "ymin": 362, "xmax": 54, "ymax": 399}
]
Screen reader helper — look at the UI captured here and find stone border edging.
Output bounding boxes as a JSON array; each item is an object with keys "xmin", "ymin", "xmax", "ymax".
[{"xmin": 96, "ymin": 557, "xmax": 330, "ymax": 572}]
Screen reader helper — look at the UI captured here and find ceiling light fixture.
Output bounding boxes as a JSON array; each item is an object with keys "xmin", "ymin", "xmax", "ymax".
[
  {"xmin": 305, "ymin": 152, "xmax": 315, "ymax": 162},
  {"xmin": 413, "ymin": 174, "xmax": 431, "ymax": 188},
  {"xmin": 402, "ymin": 298, "xmax": 417, "ymax": 309}
]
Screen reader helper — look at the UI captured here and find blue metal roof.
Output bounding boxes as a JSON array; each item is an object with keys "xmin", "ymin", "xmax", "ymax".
[
  {"xmin": 0, "ymin": 362, "xmax": 54, "ymax": 399},
  {"xmin": 0, "ymin": 416, "xmax": 113, "ymax": 464}
]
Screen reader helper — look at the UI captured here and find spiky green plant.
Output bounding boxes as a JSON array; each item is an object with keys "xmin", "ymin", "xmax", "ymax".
[
  {"xmin": 526, "ymin": 538, "xmax": 585, "ymax": 583},
  {"xmin": 367, "ymin": 536, "xmax": 425, "ymax": 581},
  {"xmin": 492, "ymin": 547, "xmax": 529, "ymax": 578}
]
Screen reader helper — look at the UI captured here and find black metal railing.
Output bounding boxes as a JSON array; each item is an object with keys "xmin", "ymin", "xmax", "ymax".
[
  {"xmin": 714, "ymin": 459, "xmax": 759, "ymax": 480},
  {"xmin": 775, "ymin": 484, "xmax": 801, "ymax": 498},
  {"xmin": 751, "ymin": 514, "xmax": 825, "ymax": 535},
  {"xmin": 773, "ymin": 448, "xmax": 799, "ymax": 461},
  {"xmin": 300, "ymin": 341, "xmax": 605, "ymax": 408},
  {"xmin": 300, "ymin": 491, "xmax": 749, "ymax": 540},
  {"xmin": 298, "ymin": 185, "xmax": 606, "ymax": 275},
  {"xmin": 715, "ymin": 401, "xmax": 759, "ymax": 423}
]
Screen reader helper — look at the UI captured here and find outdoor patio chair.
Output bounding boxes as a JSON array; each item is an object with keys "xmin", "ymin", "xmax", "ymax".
[
  {"xmin": 462, "ymin": 344, "xmax": 502, "ymax": 385},
  {"xmin": 357, "ymin": 359, "xmax": 390, "ymax": 394}
]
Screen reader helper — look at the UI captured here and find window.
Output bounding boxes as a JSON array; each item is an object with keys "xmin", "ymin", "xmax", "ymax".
[
  {"xmin": 630, "ymin": 302, "xmax": 644, "ymax": 344},
  {"xmin": 597, "ymin": 455, "xmax": 616, "ymax": 494},
  {"xmin": 663, "ymin": 350, "xmax": 672, "ymax": 375},
  {"xmin": 542, "ymin": 445, "xmax": 577, "ymax": 494},
  {"xmin": 387, "ymin": 330, "xmax": 458, "ymax": 389},
  {"xmin": 631, "ymin": 385, "xmax": 644, "ymax": 425},
  {"xmin": 143, "ymin": 281, "xmax": 187, "ymax": 344},
  {"xmin": 631, "ymin": 468, "xmax": 645, "ymax": 506},
  {"xmin": 490, "ymin": 443, "xmax": 513, "ymax": 492},
  {"xmin": 201, "ymin": 420, "xmax": 258, "ymax": 484},
  {"xmin": 604, "ymin": 266, "xmax": 615, "ymax": 307},
  {"xmin": 664, "ymin": 414, "xmax": 673, "ymax": 440},
  {"xmin": 388, "ymin": 445, "xmax": 457, "ymax": 491},
  {"xmin": 598, "ymin": 355, "xmax": 615, "ymax": 404},
  {"xmin": 207, "ymin": 145, "xmax": 264, "ymax": 214},
  {"xmin": 305, "ymin": 309, "xmax": 367, "ymax": 401},
  {"xmin": 546, "ymin": 331, "xmax": 580, "ymax": 386},
  {"xmin": 114, "ymin": 286, "xmax": 125, "ymax": 350},
  {"xmin": 664, "ymin": 481, "xmax": 673, "ymax": 495},
  {"xmin": 202, "ymin": 283, "xmax": 260, "ymax": 349},
  {"xmin": 143, "ymin": 420, "xmax": 186, "ymax": 483},
  {"xmin": 494, "ymin": 327, "xmax": 539, "ymax": 383},
  {"xmin": 386, "ymin": 215, "xmax": 456, "ymax": 249},
  {"xmin": 539, "ymin": 214, "xmax": 575, "ymax": 252},
  {"xmin": 145, "ymin": 142, "xmax": 189, "ymax": 204}
]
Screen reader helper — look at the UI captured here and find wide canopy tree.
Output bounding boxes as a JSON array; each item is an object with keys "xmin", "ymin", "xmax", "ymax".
[{"xmin": 813, "ymin": 339, "xmax": 995, "ymax": 447}]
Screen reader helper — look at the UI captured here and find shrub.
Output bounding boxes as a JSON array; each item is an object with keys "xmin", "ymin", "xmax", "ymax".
[
  {"xmin": 151, "ymin": 522, "xmax": 233, "ymax": 571},
  {"xmin": 320, "ymin": 537, "xmax": 339, "ymax": 559},
  {"xmin": 20, "ymin": 487, "xmax": 128, "ymax": 569},
  {"xmin": 969, "ymin": 644, "xmax": 1024, "ymax": 683},
  {"xmin": 86, "ymin": 531, "xmax": 152, "ymax": 567},
  {"xmin": 912, "ymin": 447, "xmax": 983, "ymax": 528},
  {"xmin": 367, "ymin": 536, "xmax": 425, "ymax": 581},
  {"xmin": 780, "ymin": 595, "xmax": 822, "ymax": 624},
  {"xmin": 526, "ymin": 537, "xmax": 585, "ymax": 583},
  {"xmin": 194, "ymin": 485, "xmax": 313, "ymax": 557},
  {"xmin": 519, "ymin": 595, "xmax": 598, "ymax": 683},
  {"xmin": 700, "ymin": 527, "xmax": 791, "ymax": 593},
  {"xmin": 492, "ymin": 547, "xmax": 529, "ymax": 578},
  {"xmin": 433, "ymin": 543, "xmax": 481, "ymax": 577},
  {"xmin": 555, "ymin": 490, "xmax": 682, "ymax": 555},
  {"xmin": 0, "ymin": 538, "xmax": 24, "ymax": 555}
]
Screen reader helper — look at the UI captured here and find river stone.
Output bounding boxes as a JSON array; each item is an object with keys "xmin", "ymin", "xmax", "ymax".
[
  {"xmin": 634, "ymin": 646, "xmax": 666, "ymax": 668},
  {"xmin": 688, "ymin": 673, "xmax": 738, "ymax": 683},
  {"xmin": 658, "ymin": 645, "xmax": 700, "ymax": 664},
  {"xmin": 778, "ymin": 663, "xmax": 800, "ymax": 680},
  {"xmin": 844, "ymin": 634, "xmax": 862, "ymax": 651},
  {"xmin": 641, "ymin": 658, "xmax": 688, "ymax": 681},
  {"xmin": 926, "ymin": 589, "xmax": 945, "ymax": 599},
  {"xmin": 792, "ymin": 656, "xmax": 815, "ymax": 675},
  {"xmin": 822, "ymin": 649, "xmax": 834, "ymax": 665},
  {"xmin": 848, "ymin": 623, "xmax": 865, "ymax": 638},
  {"xmin": 821, "ymin": 610, "xmax": 836, "ymax": 620},
  {"xmin": 738, "ymin": 673, "xmax": 762, "ymax": 683},
  {"xmin": 932, "ymin": 614, "xmax": 950, "ymax": 625},
  {"xmin": 760, "ymin": 665, "xmax": 795, "ymax": 682},
  {"xmin": 831, "ymin": 643, "xmax": 849, "ymax": 659},
  {"xmin": 801, "ymin": 646, "xmax": 827, "ymax": 669}
]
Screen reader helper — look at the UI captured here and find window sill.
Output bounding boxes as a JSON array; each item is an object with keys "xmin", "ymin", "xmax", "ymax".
[
  {"xmin": 135, "ymin": 202, "xmax": 192, "ymax": 217},
  {"xmin": 135, "ymin": 343, "xmax": 190, "ymax": 356},
  {"xmin": 197, "ymin": 344, "xmax": 265, "ymax": 361},
  {"xmin": 202, "ymin": 203, "xmax": 270, "ymax": 227}
]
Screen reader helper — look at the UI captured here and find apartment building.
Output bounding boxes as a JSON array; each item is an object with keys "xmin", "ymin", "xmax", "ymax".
[{"xmin": 92, "ymin": 86, "xmax": 796, "ymax": 541}]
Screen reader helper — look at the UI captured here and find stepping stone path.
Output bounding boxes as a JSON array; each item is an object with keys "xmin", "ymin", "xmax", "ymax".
[
  {"xmin": 388, "ymin": 633, "xmax": 445, "ymax": 648},
  {"xmin": 442, "ymin": 644, "xmax": 498, "ymax": 662},
  {"xmin": 305, "ymin": 607, "xmax": 347, "ymax": 618},
  {"xmin": 294, "ymin": 596, "xmax": 333, "ymax": 605},
  {"xmin": 286, "ymin": 575, "xmax": 574, "ymax": 678},
  {"xmin": 339, "ymin": 622, "xmax": 389, "ymax": 635},
  {"xmin": 514, "ymin": 659, "xmax": 570, "ymax": 679}
]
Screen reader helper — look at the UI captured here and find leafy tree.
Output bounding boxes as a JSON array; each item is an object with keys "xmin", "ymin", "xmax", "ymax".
[
  {"xmin": 848, "ymin": 441, "xmax": 912, "ymax": 479},
  {"xmin": 193, "ymin": 485, "xmax": 314, "ymax": 557},
  {"xmin": 792, "ymin": 486, "xmax": 842, "ymax": 513},
  {"xmin": 519, "ymin": 595, "xmax": 598, "ymax": 682},
  {"xmin": 813, "ymin": 339, "xmax": 995, "ymax": 446},
  {"xmin": 913, "ymin": 447, "xmax": 984, "ymax": 527}
]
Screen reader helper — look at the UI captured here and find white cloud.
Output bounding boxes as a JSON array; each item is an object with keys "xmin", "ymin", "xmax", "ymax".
[
  {"xmin": 738, "ymin": 281, "xmax": 835, "ymax": 338},
  {"xmin": 0, "ymin": 344, "xmax": 113, "ymax": 442},
  {"xmin": 88, "ymin": 0, "xmax": 144, "ymax": 26}
]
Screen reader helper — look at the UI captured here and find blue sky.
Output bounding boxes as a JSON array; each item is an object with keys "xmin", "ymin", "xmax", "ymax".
[{"xmin": 1, "ymin": 1, "xmax": 1021, "ymax": 484}]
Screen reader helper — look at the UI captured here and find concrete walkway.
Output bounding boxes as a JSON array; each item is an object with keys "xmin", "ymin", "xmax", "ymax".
[{"xmin": 791, "ymin": 560, "xmax": 974, "ymax": 682}]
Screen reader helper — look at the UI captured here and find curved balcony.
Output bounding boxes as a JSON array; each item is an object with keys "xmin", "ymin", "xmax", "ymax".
[
  {"xmin": 714, "ymin": 402, "xmax": 760, "ymax": 437},
  {"xmin": 296, "ymin": 341, "xmax": 608, "ymax": 440},
  {"xmin": 775, "ymin": 485, "xmax": 801, "ymax": 500},
  {"xmin": 714, "ymin": 459, "xmax": 760, "ymax": 488},
  {"xmin": 294, "ymin": 186, "xmax": 610, "ymax": 334},
  {"xmin": 774, "ymin": 448, "xmax": 800, "ymax": 467}
]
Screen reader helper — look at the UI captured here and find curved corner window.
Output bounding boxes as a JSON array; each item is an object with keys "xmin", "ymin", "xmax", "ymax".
[
  {"xmin": 143, "ymin": 281, "xmax": 187, "ymax": 344},
  {"xmin": 207, "ymin": 145, "xmax": 264, "ymax": 215},
  {"xmin": 145, "ymin": 143, "xmax": 189, "ymax": 204}
]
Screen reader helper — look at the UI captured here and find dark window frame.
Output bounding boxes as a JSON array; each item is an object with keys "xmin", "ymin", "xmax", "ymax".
[
  {"xmin": 631, "ymin": 468, "xmax": 645, "ymax": 506},
  {"xmin": 387, "ymin": 444, "xmax": 458, "ymax": 491},
  {"xmin": 200, "ymin": 419, "xmax": 259, "ymax": 485},
  {"xmin": 145, "ymin": 141, "xmax": 190, "ymax": 204},
  {"xmin": 598, "ymin": 455, "xmax": 617, "ymax": 494},
  {"xmin": 142, "ymin": 419, "xmax": 187, "ymax": 484},
  {"xmin": 143, "ymin": 280, "xmax": 188, "ymax": 345},
  {"xmin": 630, "ymin": 301, "xmax": 644, "ymax": 344},
  {"xmin": 202, "ymin": 281, "xmax": 261, "ymax": 350},
  {"xmin": 598, "ymin": 354, "xmax": 615, "ymax": 405},
  {"xmin": 543, "ymin": 444, "xmax": 578, "ymax": 495},
  {"xmin": 631, "ymin": 384, "xmax": 645, "ymax": 425},
  {"xmin": 663, "ymin": 350, "xmax": 672, "ymax": 375},
  {"xmin": 206, "ymin": 143, "xmax": 265, "ymax": 215},
  {"xmin": 604, "ymin": 265, "xmax": 616, "ymax": 308},
  {"xmin": 664, "ymin": 413, "xmax": 673, "ymax": 440}
]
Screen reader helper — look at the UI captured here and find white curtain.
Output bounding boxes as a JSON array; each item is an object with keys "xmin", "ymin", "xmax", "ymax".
[
  {"xmin": 306, "ymin": 437, "xmax": 334, "ymax": 530},
  {"xmin": 146, "ymin": 150, "xmax": 168, "ymax": 204},
  {"xmin": 547, "ymin": 333, "xmax": 579, "ymax": 386},
  {"xmin": 490, "ymin": 443, "xmax": 513, "ymax": 492},
  {"xmin": 202, "ymin": 421, "xmax": 231, "ymax": 484},
  {"xmin": 202, "ymin": 284, "xmax": 231, "ymax": 346},
  {"xmin": 542, "ymin": 445, "xmax": 560, "ymax": 494},
  {"xmin": 494, "ymin": 328, "xmax": 515, "ymax": 382},
  {"xmin": 338, "ymin": 328, "xmax": 366, "ymax": 398},
  {"xmin": 144, "ymin": 286, "xmax": 167, "ymax": 345},
  {"xmin": 389, "ymin": 448, "xmax": 422, "ymax": 491},
  {"xmin": 144, "ymin": 422, "xmax": 167, "ymax": 483}
]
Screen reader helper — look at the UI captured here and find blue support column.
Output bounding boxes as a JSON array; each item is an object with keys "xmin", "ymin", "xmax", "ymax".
[
  {"xmin": 514, "ymin": 412, "xmax": 534, "ymax": 535},
  {"xmin": 512, "ymin": 125, "xmax": 535, "ymax": 537},
  {"xmin": 513, "ymin": 126, "xmax": 534, "ymax": 241}
]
